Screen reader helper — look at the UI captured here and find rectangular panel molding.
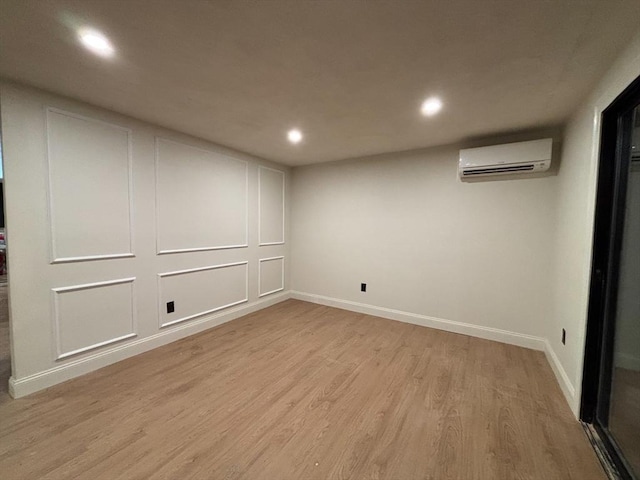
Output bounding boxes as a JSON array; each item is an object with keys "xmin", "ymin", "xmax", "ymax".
[
  {"xmin": 259, "ymin": 256, "xmax": 285, "ymax": 297},
  {"xmin": 158, "ymin": 261, "xmax": 249, "ymax": 328},
  {"xmin": 46, "ymin": 107, "xmax": 135, "ymax": 263},
  {"xmin": 155, "ymin": 137, "xmax": 248, "ymax": 254},
  {"xmin": 259, "ymin": 166, "xmax": 285, "ymax": 246},
  {"xmin": 52, "ymin": 277, "xmax": 137, "ymax": 360}
]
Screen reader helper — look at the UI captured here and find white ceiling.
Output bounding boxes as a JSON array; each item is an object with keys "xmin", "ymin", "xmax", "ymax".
[{"xmin": 1, "ymin": 1, "xmax": 639, "ymax": 166}]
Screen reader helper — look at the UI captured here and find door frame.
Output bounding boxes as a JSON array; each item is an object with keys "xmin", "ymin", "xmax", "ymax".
[{"xmin": 581, "ymin": 74, "xmax": 640, "ymax": 480}]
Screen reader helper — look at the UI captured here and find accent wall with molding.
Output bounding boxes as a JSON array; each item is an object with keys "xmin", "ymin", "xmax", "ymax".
[{"xmin": 0, "ymin": 82, "xmax": 289, "ymax": 397}]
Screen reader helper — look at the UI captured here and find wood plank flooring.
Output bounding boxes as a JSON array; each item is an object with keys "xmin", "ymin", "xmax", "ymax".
[{"xmin": 0, "ymin": 299, "xmax": 605, "ymax": 479}]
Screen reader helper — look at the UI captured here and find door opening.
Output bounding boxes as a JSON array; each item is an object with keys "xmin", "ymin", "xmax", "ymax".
[{"xmin": 582, "ymin": 74, "xmax": 640, "ymax": 480}]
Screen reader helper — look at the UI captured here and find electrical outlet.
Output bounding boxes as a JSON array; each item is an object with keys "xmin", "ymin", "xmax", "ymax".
[
  {"xmin": 361, "ymin": 283, "xmax": 367, "ymax": 292},
  {"xmin": 167, "ymin": 301, "xmax": 175, "ymax": 314},
  {"xmin": 562, "ymin": 328, "xmax": 566, "ymax": 345}
]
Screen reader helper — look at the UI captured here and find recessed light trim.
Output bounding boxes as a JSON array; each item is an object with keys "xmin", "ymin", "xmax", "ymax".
[
  {"xmin": 78, "ymin": 28, "xmax": 115, "ymax": 57},
  {"xmin": 421, "ymin": 97, "xmax": 443, "ymax": 116},
  {"xmin": 287, "ymin": 129, "xmax": 303, "ymax": 144}
]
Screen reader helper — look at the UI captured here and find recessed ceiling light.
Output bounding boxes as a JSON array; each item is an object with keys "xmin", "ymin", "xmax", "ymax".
[
  {"xmin": 421, "ymin": 97, "xmax": 443, "ymax": 116},
  {"xmin": 78, "ymin": 28, "xmax": 115, "ymax": 57},
  {"xmin": 287, "ymin": 129, "xmax": 303, "ymax": 144}
]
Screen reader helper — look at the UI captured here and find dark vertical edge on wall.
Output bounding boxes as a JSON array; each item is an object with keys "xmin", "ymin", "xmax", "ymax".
[
  {"xmin": 581, "ymin": 74, "xmax": 640, "ymax": 480},
  {"xmin": 581, "ymin": 74, "xmax": 640, "ymax": 422}
]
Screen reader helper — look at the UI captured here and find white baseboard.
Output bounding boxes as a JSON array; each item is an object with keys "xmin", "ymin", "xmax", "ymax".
[
  {"xmin": 291, "ymin": 291, "xmax": 582, "ymax": 414},
  {"xmin": 9, "ymin": 292, "xmax": 291, "ymax": 398},
  {"xmin": 290, "ymin": 291, "xmax": 546, "ymax": 351},
  {"xmin": 542, "ymin": 339, "xmax": 576, "ymax": 413},
  {"xmin": 11, "ymin": 289, "xmax": 580, "ymax": 419}
]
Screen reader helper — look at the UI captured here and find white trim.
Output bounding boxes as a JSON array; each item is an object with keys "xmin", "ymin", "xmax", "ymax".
[
  {"xmin": 158, "ymin": 262, "xmax": 248, "ymax": 278},
  {"xmin": 52, "ymin": 277, "xmax": 138, "ymax": 360},
  {"xmin": 45, "ymin": 107, "xmax": 135, "ymax": 263},
  {"xmin": 289, "ymin": 291, "xmax": 584, "ymax": 412},
  {"xmin": 290, "ymin": 290, "xmax": 546, "ymax": 351},
  {"xmin": 154, "ymin": 136, "xmax": 249, "ymax": 254},
  {"xmin": 51, "ymin": 253, "xmax": 135, "ymax": 264},
  {"xmin": 258, "ymin": 256, "xmax": 285, "ymax": 297},
  {"xmin": 258, "ymin": 165, "xmax": 286, "ymax": 246},
  {"xmin": 543, "ymin": 339, "xmax": 576, "ymax": 409},
  {"xmin": 58, "ymin": 333, "xmax": 137, "ymax": 360},
  {"xmin": 52, "ymin": 277, "xmax": 137, "ymax": 293},
  {"xmin": 157, "ymin": 261, "xmax": 249, "ymax": 329},
  {"xmin": 157, "ymin": 245, "xmax": 249, "ymax": 255},
  {"xmin": 9, "ymin": 292, "xmax": 290, "ymax": 398}
]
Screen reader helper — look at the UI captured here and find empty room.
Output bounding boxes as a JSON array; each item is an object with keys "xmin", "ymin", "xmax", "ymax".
[{"xmin": 1, "ymin": 1, "xmax": 640, "ymax": 479}]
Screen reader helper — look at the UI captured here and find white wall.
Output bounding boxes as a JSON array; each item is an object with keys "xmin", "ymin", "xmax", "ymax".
[
  {"xmin": 290, "ymin": 33, "xmax": 640, "ymax": 418},
  {"xmin": 0, "ymin": 82, "xmax": 290, "ymax": 397},
  {"xmin": 549, "ymin": 32, "xmax": 640, "ymax": 415},
  {"xmin": 3, "ymin": 32, "xmax": 639, "ymax": 411},
  {"xmin": 291, "ymin": 142, "xmax": 559, "ymax": 346}
]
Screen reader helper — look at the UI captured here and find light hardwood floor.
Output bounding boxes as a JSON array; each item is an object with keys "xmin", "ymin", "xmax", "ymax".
[{"xmin": 0, "ymin": 299, "xmax": 604, "ymax": 479}]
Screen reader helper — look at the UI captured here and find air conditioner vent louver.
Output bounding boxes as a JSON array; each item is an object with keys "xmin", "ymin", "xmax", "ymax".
[
  {"xmin": 462, "ymin": 164, "xmax": 535, "ymax": 176},
  {"xmin": 459, "ymin": 139, "xmax": 552, "ymax": 181}
]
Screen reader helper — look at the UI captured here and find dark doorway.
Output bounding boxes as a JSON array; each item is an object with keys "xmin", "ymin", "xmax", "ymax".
[{"xmin": 582, "ymin": 75, "xmax": 640, "ymax": 480}]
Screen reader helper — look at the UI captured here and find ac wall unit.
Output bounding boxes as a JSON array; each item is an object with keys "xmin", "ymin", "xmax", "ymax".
[{"xmin": 459, "ymin": 138, "xmax": 552, "ymax": 180}]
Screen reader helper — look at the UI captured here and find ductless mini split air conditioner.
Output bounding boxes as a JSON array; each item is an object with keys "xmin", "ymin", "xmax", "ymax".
[{"xmin": 458, "ymin": 138, "xmax": 552, "ymax": 180}]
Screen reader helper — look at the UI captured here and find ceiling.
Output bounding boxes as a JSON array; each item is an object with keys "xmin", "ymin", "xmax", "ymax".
[{"xmin": 1, "ymin": 1, "xmax": 639, "ymax": 166}]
